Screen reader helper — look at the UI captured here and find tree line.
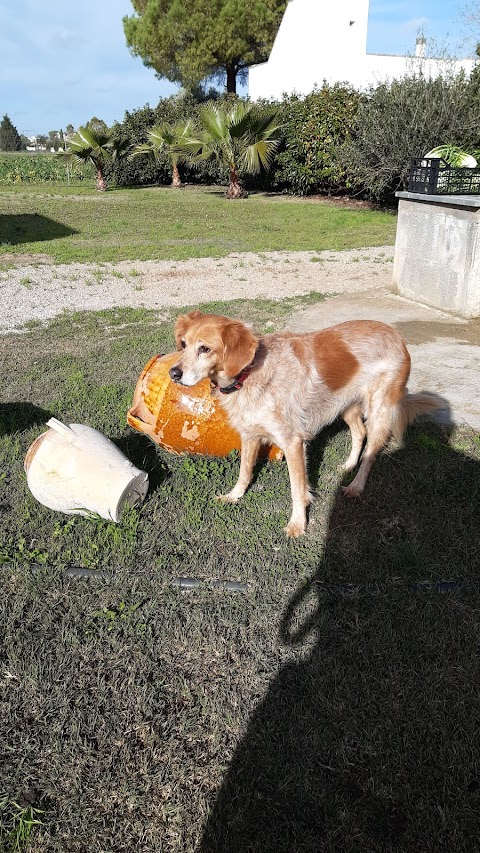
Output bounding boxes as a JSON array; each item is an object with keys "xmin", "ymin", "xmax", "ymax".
[
  {"xmin": 0, "ymin": 117, "xmax": 106, "ymax": 152},
  {"xmin": 4, "ymin": 70, "xmax": 480, "ymax": 202}
]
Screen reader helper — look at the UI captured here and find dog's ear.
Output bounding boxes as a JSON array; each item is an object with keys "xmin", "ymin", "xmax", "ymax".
[
  {"xmin": 222, "ymin": 321, "xmax": 258, "ymax": 377},
  {"xmin": 174, "ymin": 311, "xmax": 202, "ymax": 349}
]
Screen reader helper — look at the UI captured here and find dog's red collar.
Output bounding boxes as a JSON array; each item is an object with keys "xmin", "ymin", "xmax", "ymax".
[{"xmin": 211, "ymin": 364, "xmax": 253, "ymax": 395}]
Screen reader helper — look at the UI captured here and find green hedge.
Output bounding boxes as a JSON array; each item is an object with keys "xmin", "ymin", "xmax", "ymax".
[
  {"xmin": 108, "ymin": 87, "xmax": 361, "ymax": 194},
  {"xmin": 0, "ymin": 153, "xmax": 91, "ymax": 184}
]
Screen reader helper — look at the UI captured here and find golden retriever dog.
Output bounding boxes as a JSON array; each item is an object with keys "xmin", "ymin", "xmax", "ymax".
[{"xmin": 169, "ymin": 310, "xmax": 442, "ymax": 537}]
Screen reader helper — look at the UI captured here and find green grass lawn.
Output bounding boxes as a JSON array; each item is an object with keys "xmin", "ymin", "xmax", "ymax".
[
  {"xmin": 1, "ymin": 300, "xmax": 480, "ymax": 852},
  {"xmin": 0, "ymin": 184, "xmax": 396, "ymax": 264}
]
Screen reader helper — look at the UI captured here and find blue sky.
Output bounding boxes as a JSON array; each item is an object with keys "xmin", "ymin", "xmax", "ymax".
[
  {"xmin": 0, "ymin": 0, "xmax": 473, "ymax": 137},
  {"xmin": 367, "ymin": 0, "xmax": 472, "ymax": 56}
]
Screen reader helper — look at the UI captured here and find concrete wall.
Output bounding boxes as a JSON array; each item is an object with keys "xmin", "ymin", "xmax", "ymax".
[
  {"xmin": 249, "ymin": 0, "xmax": 476, "ymax": 100},
  {"xmin": 393, "ymin": 193, "xmax": 480, "ymax": 319}
]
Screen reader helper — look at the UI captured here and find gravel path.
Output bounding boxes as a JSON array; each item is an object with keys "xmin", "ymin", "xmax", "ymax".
[{"xmin": 0, "ymin": 246, "xmax": 394, "ymax": 333}]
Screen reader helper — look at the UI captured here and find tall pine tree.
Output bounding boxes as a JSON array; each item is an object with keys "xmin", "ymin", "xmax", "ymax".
[
  {"xmin": 0, "ymin": 115, "xmax": 22, "ymax": 151},
  {"xmin": 123, "ymin": 0, "xmax": 287, "ymax": 94}
]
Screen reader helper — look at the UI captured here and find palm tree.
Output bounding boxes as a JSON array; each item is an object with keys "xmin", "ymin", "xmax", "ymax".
[
  {"xmin": 56, "ymin": 126, "xmax": 130, "ymax": 191},
  {"xmin": 179, "ymin": 102, "xmax": 282, "ymax": 199},
  {"xmin": 130, "ymin": 120, "xmax": 195, "ymax": 187}
]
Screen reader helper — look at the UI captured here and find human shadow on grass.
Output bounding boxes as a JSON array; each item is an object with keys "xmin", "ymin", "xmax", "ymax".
[
  {"xmin": 200, "ymin": 421, "xmax": 480, "ymax": 852},
  {"xmin": 0, "ymin": 402, "xmax": 53, "ymax": 436},
  {"xmin": 1, "ymin": 214, "xmax": 78, "ymax": 245}
]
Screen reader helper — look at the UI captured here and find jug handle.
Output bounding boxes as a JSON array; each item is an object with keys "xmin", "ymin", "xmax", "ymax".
[{"xmin": 46, "ymin": 417, "xmax": 75, "ymax": 435}]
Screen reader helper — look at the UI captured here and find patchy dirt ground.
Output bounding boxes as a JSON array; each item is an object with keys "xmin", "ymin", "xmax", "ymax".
[{"xmin": 0, "ymin": 246, "xmax": 394, "ymax": 333}]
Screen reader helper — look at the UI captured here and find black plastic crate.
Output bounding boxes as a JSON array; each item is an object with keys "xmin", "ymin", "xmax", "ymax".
[{"xmin": 408, "ymin": 157, "xmax": 480, "ymax": 195}]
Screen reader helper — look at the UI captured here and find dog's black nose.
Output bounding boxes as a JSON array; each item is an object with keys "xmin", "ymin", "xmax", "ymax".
[{"xmin": 169, "ymin": 365, "xmax": 183, "ymax": 383}]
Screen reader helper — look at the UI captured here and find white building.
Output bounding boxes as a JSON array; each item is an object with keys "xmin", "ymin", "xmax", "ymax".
[{"xmin": 249, "ymin": 0, "xmax": 476, "ymax": 100}]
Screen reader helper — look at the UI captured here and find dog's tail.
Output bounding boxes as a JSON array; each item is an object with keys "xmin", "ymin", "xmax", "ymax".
[{"xmin": 392, "ymin": 393, "xmax": 445, "ymax": 443}]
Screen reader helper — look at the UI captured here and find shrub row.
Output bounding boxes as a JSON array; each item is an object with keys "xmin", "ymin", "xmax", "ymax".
[
  {"xmin": 108, "ymin": 69, "xmax": 480, "ymax": 202},
  {"xmin": 340, "ymin": 70, "xmax": 480, "ymax": 201},
  {"xmin": 106, "ymin": 87, "xmax": 360, "ymax": 193}
]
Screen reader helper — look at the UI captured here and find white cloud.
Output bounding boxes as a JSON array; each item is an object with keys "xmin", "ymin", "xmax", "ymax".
[
  {"xmin": 48, "ymin": 29, "xmax": 86, "ymax": 50},
  {"xmin": 0, "ymin": 0, "xmax": 179, "ymax": 133},
  {"xmin": 403, "ymin": 16, "xmax": 430, "ymax": 33}
]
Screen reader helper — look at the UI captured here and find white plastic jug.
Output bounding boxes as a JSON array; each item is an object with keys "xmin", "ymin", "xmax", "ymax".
[{"xmin": 24, "ymin": 418, "xmax": 149, "ymax": 522}]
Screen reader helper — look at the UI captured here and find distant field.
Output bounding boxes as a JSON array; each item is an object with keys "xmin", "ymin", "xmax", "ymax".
[
  {"xmin": 0, "ymin": 152, "xmax": 91, "ymax": 184},
  {"xmin": 0, "ymin": 183, "xmax": 396, "ymax": 264}
]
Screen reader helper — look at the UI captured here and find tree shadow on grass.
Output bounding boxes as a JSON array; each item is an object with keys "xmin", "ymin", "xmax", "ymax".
[
  {"xmin": 203, "ymin": 189, "xmax": 228, "ymax": 197},
  {"xmin": 200, "ymin": 422, "xmax": 480, "ymax": 852},
  {"xmin": 0, "ymin": 214, "xmax": 78, "ymax": 245}
]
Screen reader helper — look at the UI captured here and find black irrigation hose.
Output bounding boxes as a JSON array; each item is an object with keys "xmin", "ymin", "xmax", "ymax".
[
  {"xmin": 312, "ymin": 579, "xmax": 480, "ymax": 595},
  {"xmin": 65, "ymin": 566, "xmax": 107, "ymax": 580},
  {"xmin": 2, "ymin": 563, "xmax": 480, "ymax": 595},
  {"xmin": 171, "ymin": 576, "xmax": 248, "ymax": 592},
  {"xmin": 66, "ymin": 569, "xmax": 248, "ymax": 591},
  {"xmin": 1, "ymin": 563, "xmax": 247, "ymax": 591}
]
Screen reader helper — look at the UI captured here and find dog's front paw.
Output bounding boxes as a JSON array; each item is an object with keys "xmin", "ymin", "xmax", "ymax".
[
  {"xmin": 284, "ymin": 520, "xmax": 306, "ymax": 538},
  {"xmin": 342, "ymin": 483, "xmax": 363, "ymax": 498},
  {"xmin": 216, "ymin": 492, "xmax": 240, "ymax": 503}
]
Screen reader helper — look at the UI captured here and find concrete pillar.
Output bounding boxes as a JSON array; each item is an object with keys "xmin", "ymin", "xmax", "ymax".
[{"xmin": 393, "ymin": 192, "xmax": 480, "ymax": 318}]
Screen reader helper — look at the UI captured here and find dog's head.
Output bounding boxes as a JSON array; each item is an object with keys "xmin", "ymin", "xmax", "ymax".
[{"xmin": 169, "ymin": 310, "xmax": 258, "ymax": 386}]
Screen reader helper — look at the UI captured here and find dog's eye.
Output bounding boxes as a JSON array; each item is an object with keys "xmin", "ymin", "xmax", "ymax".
[
  {"xmin": 198, "ymin": 345, "xmax": 211, "ymax": 355},
  {"xmin": 180, "ymin": 340, "xmax": 186, "ymax": 349}
]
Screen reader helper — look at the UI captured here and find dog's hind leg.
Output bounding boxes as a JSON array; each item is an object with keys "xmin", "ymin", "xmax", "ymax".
[
  {"xmin": 283, "ymin": 437, "xmax": 312, "ymax": 538},
  {"xmin": 217, "ymin": 436, "xmax": 262, "ymax": 503},
  {"xmin": 342, "ymin": 403, "xmax": 366, "ymax": 472},
  {"xmin": 342, "ymin": 392, "xmax": 393, "ymax": 498}
]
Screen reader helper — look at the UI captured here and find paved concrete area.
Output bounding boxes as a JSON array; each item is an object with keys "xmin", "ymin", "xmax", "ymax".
[{"xmin": 285, "ymin": 289, "xmax": 480, "ymax": 432}]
